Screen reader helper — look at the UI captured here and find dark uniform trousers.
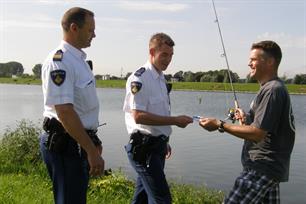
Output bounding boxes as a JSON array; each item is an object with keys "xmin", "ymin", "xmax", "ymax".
[
  {"xmin": 125, "ymin": 133, "xmax": 171, "ymax": 204},
  {"xmin": 40, "ymin": 132, "xmax": 89, "ymax": 204}
]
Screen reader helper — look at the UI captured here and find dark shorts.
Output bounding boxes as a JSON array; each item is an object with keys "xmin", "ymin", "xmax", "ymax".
[{"xmin": 224, "ymin": 169, "xmax": 280, "ymax": 204}]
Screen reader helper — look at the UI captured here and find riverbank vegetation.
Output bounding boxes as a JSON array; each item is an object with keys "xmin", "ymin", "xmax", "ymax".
[
  {"xmin": 1, "ymin": 77, "xmax": 306, "ymax": 94},
  {"xmin": 0, "ymin": 120, "xmax": 224, "ymax": 203}
]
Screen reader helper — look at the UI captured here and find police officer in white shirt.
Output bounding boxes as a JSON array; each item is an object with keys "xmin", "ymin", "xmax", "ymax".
[
  {"xmin": 123, "ymin": 33, "xmax": 193, "ymax": 204},
  {"xmin": 39, "ymin": 7, "xmax": 104, "ymax": 204}
]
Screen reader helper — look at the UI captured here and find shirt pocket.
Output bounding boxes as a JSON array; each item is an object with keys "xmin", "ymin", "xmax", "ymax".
[
  {"xmin": 74, "ymin": 79, "xmax": 99, "ymax": 114},
  {"xmin": 148, "ymin": 96, "xmax": 166, "ymax": 115}
]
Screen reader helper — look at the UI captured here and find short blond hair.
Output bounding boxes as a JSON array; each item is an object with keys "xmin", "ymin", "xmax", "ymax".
[{"xmin": 149, "ymin": 33, "xmax": 175, "ymax": 50}]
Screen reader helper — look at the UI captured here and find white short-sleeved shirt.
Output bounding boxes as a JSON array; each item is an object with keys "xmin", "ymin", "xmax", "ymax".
[
  {"xmin": 42, "ymin": 40, "xmax": 99, "ymax": 130},
  {"xmin": 123, "ymin": 61, "xmax": 172, "ymax": 137}
]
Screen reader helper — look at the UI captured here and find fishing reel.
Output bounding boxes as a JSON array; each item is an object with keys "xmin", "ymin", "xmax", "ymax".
[{"xmin": 225, "ymin": 108, "xmax": 236, "ymax": 123}]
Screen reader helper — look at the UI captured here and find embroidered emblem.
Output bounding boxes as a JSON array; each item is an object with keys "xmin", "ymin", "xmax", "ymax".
[
  {"xmin": 50, "ymin": 70, "xmax": 66, "ymax": 86},
  {"xmin": 134, "ymin": 67, "xmax": 146, "ymax": 77},
  {"xmin": 131, "ymin": 81, "xmax": 142, "ymax": 94},
  {"xmin": 53, "ymin": 50, "xmax": 63, "ymax": 61}
]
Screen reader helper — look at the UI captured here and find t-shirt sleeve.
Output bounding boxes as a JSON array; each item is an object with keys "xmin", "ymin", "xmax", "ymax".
[
  {"xmin": 43, "ymin": 61, "xmax": 74, "ymax": 106},
  {"xmin": 251, "ymin": 87, "xmax": 284, "ymax": 134}
]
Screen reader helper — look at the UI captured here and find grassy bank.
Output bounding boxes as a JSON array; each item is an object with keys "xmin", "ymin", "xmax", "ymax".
[
  {"xmin": 1, "ymin": 77, "xmax": 305, "ymax": 94},
  {"xmin": 0, "ymin": 120, "xmax": 224, "ymax": 203}
]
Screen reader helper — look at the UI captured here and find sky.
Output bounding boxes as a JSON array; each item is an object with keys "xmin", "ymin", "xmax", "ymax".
[{"xmin": 0, "ymin": 0, "xmax": 305, "ymax": 79}]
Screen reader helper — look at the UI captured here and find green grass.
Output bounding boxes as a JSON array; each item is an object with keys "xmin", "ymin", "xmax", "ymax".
[
  {"xmin": 0, "ymin": 172, "xmax": 224, "ymax": 204},
  {"xmin": 0, "ymin": 174, "xmax": 53, "ymax": 204},
  {"xmin": 0, "ymin": 120, "xmax": 224, "ymax": 204},
  {"xmin": 0, "ymin": 77, "xmax": 41, "ymax": 85},
  {"xmin": 1, "ymin": 77, "xmax": 305, "ymax": 94}
]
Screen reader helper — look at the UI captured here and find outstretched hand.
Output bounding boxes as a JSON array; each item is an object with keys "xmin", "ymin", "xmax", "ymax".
[
  {"xmin": 175, "ymin": 115, "xmax": 193, "ymax": 128},
  {"xmin": 199, "ymin": 118, "xmax": 219, "ymax": 132}
]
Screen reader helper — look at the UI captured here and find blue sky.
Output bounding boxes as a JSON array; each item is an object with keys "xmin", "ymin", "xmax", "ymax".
[{"xmin": 0, "ymin": 0, "xmax": 305, "ymax": 78}]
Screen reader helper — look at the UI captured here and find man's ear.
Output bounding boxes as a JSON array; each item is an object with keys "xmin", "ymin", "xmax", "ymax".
[
  {"xmin": 267, "ymin": 57, "xmax": 275, "ymax": 67},
  {"xmin": 149, "ymin": 48, "xmax": 155, "ymax": 56},
  {"xmin": 69, "ymin": 23, "xmax": 78, "ymax": 33}
]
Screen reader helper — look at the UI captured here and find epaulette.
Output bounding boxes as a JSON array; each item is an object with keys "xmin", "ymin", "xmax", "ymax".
[
  {"xmin": 53, "ymin": 50, "xmax": 63, "ymax": 61},
  {"xmin": 134, "ymin": 67, "xmax": 146, "ymax": 77}
]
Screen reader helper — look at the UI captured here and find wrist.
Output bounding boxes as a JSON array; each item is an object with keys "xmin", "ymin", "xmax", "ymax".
[{"xmin": 218, "ymin": 120, "xmax": 225, "ymax": 133}]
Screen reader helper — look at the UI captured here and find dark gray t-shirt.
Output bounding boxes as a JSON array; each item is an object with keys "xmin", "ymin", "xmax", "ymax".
[{"xmin": 241, "ymin": 78, "xmax": 295, "ymax": 182}]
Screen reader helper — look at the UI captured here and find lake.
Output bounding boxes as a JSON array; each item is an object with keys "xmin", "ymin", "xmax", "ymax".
[{"xmin": 0, "ymin": 84, "xmax": 305, "ymax": 203}]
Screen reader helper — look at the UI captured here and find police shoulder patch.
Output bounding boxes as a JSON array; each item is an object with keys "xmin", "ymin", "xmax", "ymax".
[
  {"xmin": 53, "ymin": 50, "xmax": 63, "ymax": 61},
  {"xmin": 134, "ymin": 67, "xmax": 146, "ymax": 77},
  {"xmin": 131, "ymin": 81, "xmax": 142, "ymax": 94},
  {"xmin": 50, "ymin": 70, "xmax": 66, "ymax": 86}
]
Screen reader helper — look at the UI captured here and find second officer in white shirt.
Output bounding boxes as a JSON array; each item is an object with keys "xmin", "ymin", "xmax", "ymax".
[{"xmin": 123, "ymin": 33, "xmax": 193, "ymax": 204}]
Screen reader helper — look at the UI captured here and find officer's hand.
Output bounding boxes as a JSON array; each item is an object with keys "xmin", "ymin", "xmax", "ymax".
[
  {"xmin": 175, "ymin": 115, "xmax": 193, "ymax": 128},
  {"xmin": 165, "ymin": 143, "xmax": 172, "ymax": 159},
  {"xmin": 87, "ymin": 149, "xmax": 105, "ymax": 177},
  {"xmin": 199, "ymin": 118, "xmax": 219, "ymax": 132}
]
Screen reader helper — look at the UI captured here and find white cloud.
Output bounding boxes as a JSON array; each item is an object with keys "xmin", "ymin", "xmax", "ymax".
[
  {"xmin": 0, "ymin": 14, "xmax": 59, "ymax": 29},
  {"xmin": 35, "ymin": 0, "xmax": 87, "ymax": 5},
  {"xmin": 257, "ymin": 32, "xmax": 306, "ymax": 49},
  {"xmin": 118, "ymin": 1, "xmax": 190, "ymax": 12},
  {"xmin": 96, "ymin": 16, "xmax": 186, "ymax": 31}
]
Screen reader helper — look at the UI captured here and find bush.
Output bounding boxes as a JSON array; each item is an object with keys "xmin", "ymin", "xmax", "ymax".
[{"xmin": 0, "ymin": 120, "xmax": 44, "ymax": 174}]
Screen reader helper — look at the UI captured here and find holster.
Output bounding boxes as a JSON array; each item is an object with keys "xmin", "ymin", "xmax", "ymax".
[
  {"xmin": 86, "ymin": 130, "xmax": 102, "ymax": 146},
  {"xmin": 129, "ymin": 131, "xmax": 168, "ymax": 165},
  {"xmin": 43, "ymin": 117, "xmax": 70, "ymax": 153}
]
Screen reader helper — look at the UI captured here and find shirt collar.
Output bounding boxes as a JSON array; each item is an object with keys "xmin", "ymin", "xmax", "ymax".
[
  {"xmin": 146, "ymin": 61, "xmax": 165, "ymax": 81},
  {"xmin": 61, "ymin": 40, "xmax": 87, "ymax": 60}
]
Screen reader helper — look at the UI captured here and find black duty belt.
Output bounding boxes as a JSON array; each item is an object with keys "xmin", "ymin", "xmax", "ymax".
[
  {"xmin": 43, "ymin": 117, "xmax": 102, "ymax": 146},
  {"xmin": 130, "ymin": 131, "xmax": 169, "ymax": 144}
]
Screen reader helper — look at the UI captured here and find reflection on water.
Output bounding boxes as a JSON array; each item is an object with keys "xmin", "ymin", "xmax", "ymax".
[{"xmin": 0, "ymin": 84, "xmax": 305, "ymax": 203}]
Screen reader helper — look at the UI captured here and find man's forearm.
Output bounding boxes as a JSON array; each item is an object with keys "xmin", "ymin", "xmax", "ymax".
[
  {"xmin": 132, "ymin": 110, "xmax": 176, "ymax": 126},
  {"xmin": 224, "ymin": 123, "xmax": 266, "ymax": 143}
]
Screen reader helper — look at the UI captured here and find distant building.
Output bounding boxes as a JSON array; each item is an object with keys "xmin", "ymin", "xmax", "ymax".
[
  {"xmin": 170, "ymin": 77, "xmax": 179, "ymax": 82},
  {"xmin": 101, "ymin": 75, "xmax": 110, "ymax": 80},
  {"xmin": 12, "ymin": 75, "xmax": 18, "ymax": 79}
]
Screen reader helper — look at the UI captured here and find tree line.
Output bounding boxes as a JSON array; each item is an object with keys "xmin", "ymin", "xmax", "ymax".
[{"xmin": 1, "ymin": 61, "xmax": 306, "ymax": 84}]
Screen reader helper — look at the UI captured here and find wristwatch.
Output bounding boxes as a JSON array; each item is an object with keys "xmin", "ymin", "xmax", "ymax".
[{"xmin": 218, "ymin": 120, "xmax": 225, "ymax": 133}]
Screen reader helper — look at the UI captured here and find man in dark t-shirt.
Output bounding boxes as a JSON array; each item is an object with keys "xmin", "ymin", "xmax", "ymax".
[{"xmin": 199, "ymin": 40, "xmax": 295, "ymax": 204}]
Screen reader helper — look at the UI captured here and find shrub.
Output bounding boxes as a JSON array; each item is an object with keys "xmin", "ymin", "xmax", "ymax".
[{"xmin": 0, "ymin": 120, "xmax": 44, "ymax": 174}]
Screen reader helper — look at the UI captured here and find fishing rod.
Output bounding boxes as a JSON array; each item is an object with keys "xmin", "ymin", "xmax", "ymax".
[{"xmin": 211, "ymin": 0, "xmax": 241, "ymax": 123}]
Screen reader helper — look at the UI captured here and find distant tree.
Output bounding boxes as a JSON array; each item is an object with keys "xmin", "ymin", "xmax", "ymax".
[
  {"xmin": 164, "ymin": 74, "xmax": 172, "ymax": 81},
  {"xmin": 173, "ymin": 71, "xmax": 184, "ymax": 81},
  {"xmin": 285, "ymin": 78, "xmax": 293, "ymax": 84},
  {"xmin": 293, "ymin": 74, "xmax": 306, "ymax": 84},
  {"xmin": 210, "ymin": 74, "xmax": 223, "ymax": 82},
  {"xmin": 0, "ymin": 61, "xmax": 24, "ymax": 77},
  {"xmin": 95, "ymin": 74, "xmax": 103, "ymax": 80},
  {"xmin": 20, "ymin": 73, "xmax": 31, "ymax": 78},
  {"xmin": 32, "ymin": 64, "xmax": 42, "ymax": 78},
  {"xmin": 183, "ymin": 71, "xmax": 195, "ymax": 82},
  {"xmin": 125, "ymin": 72, "xmax": 132, "ymax": 80},
  {"xmin": 200, "ymin": 74, "xmax": 212, "ymax": 82},
  {"xmin": 245, "ymin": 73, "xmax": 257, "ymax": 83},
  {"xmin": 219, "ymin": 69, "xmax": 239, "ymax": 83},
  {"xmin": 110, "ymin": 75, "xmax": 120, "ymax": 80},
  {"xmin": 194, "ymin": 72, "xmax": 204, "ymax": 82}
]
